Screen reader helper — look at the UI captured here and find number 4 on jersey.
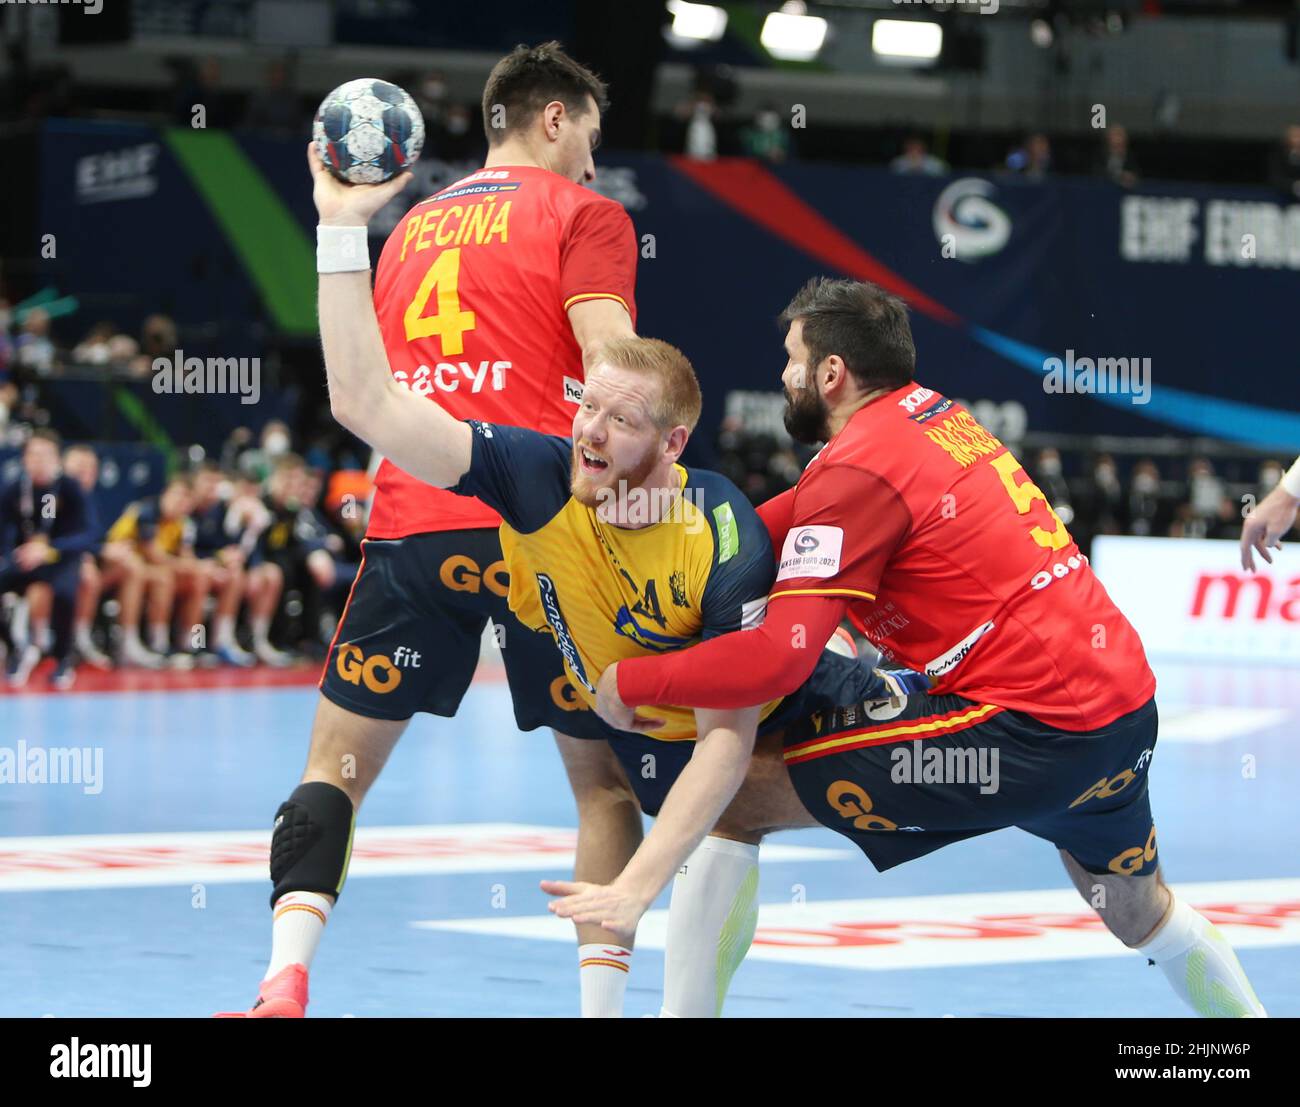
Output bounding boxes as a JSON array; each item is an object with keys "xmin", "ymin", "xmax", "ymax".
[{"xmin": 404, "ymin": 247, "xmax": 476, "ymax": 356}]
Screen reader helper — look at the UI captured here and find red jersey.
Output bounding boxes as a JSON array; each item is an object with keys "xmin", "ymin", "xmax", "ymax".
[
  {"xmin": 769, "ymin": 385, "xmax": 1156, "ymax": 730},
  {"xmin": 367, "ymin": 165, "xmax": 638, "ymax": 538}
]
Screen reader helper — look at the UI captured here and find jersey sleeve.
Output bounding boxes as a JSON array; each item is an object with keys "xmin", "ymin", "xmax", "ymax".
[
  {"xmin": 450, "ymin": 421, "xmax": 572, "ymax": 534},
  {"xmin": 770, "ymin": 463, "xmax": 912, "ymax": 603},
  {"xmin": 695, "ymin": 476, "xmax": 776, "ymax": 638},
  {"xmin": 559, "ymin": 199, "xmax": 637, "ymax": 324}
]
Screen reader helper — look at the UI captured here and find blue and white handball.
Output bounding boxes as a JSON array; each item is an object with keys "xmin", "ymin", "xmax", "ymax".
[{"xmin": 313, "ymin": 78, "xmax": 425, "ymax": 185}]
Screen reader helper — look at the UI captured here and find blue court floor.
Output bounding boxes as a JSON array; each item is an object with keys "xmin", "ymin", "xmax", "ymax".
[{"xmin": 1, "ymin": 657, "xmax": 1296, "ymax": 1018}]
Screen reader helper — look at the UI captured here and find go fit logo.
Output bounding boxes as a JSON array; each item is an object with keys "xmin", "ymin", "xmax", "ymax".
[{"xmin": 334, "ymin": 643, "xmax": 422, "ymax": 694}]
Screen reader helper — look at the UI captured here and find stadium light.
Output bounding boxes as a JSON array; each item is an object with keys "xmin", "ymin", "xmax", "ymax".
[
  {"xmin": 760, "ymin": 9, "xmax": 829, "ymax": 62},
  {"xmin": 871, "ymin": 19, "xmax": 943, "ymax": 62},
  {"xmin": 666, "ymin": 1, "xmax": 728, "ymax": 43}
]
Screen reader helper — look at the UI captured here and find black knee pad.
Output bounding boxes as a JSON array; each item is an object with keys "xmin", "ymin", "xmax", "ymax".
[{"xmin": 268, "ymin": 782, "xmax": 355, "ymax": 907}]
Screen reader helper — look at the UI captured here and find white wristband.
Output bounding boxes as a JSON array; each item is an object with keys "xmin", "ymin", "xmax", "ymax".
[
  {"xmin": 1282, "ymin": 456, "xmax": 1300, "ymax": 499},
  {"xmin": 316, "ymin": 224, "xmax": 370, "ymax": 273}
]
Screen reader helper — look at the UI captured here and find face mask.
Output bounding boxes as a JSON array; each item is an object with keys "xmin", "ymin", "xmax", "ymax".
[
  {"xmin": 447, "ymin": 115, "xmax": 470, "ymax": 136},
  {"xmin": 757, "ymin": 112, "xmax": 779, "ymax": 132},
  {"xmin": 264, "ymin": 432, "xmax": 290, "ymax": 456},
  {"xmin": 1262, "ymin": 467, "xmax": 1283, "ymax": 487},
  {"xmin": 1039, "ymin": 456, "xmax": 1062, "ymax": 477},
  {"xmin": 423, "ymin": 81, "xmax": 445, "ymax": 102},
  {"xmin": 1133, "ymin": 473, "xmax": 1157, "ymax": 494}
]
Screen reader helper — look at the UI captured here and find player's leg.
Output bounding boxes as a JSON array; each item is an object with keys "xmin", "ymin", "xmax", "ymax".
[
  {"xmin": 657, "ymin": 727, "xmax": 821, "ymax": 1019},
  {"xmin": 172, "ymin": 559, "xmax": 212, "ymax": 656},
  {"xmin": 99, "ymin": 544, "xmax": 157, "ymax": 665},
  {"xmin": 73, "ymin": 555, "xmax": 112, "ymax": 669},
  {"xmin": 219, "ymin": 534, "xmax": 489, "ymax": 1017},
  {"xmin": 208, "ymin": 560, "xmax": 253, "ymax": 665},
  {"xmin": 25, "ymin": 577, "xmax": 52, "ymax": 656},
  {"xmin": 1039, "ymin": 700, "xmax": 1267, "ymax": 1017},
  {"xmin": 552, "ymin": 730, "xmax": 644, "ymax": 1017},
  {"xmin": 144, "ymin": 563, "xmax": 176, "ymax": 658},
  {"xmin": 47, "ymin": 561, "xmax": 81, "ymax": 688},
  {"xmin": 245, "ymin": 562, "xmax": 289, "ymax": 665}
]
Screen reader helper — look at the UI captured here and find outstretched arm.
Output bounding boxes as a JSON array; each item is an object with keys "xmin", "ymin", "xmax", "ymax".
[{"xmin": 309, "ymin": 144, "xmax": 472, "ymax": 488}]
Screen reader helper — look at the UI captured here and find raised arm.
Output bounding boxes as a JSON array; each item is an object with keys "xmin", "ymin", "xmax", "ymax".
[{"xmin": 309, "ymin": 144, "xmax": 471, "ymax": 489}]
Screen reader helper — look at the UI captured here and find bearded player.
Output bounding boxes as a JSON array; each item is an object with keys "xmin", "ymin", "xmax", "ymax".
[
  {"xmin": 220, "ymin": 43, "xmax": 658, "ymax": 1019},
  {"xmin": 589, "ymin": 278, "xmax": 1267, "ymax": 1018}
]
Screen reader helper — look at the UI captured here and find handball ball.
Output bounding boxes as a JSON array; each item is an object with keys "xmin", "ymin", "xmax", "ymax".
[{"xmin": 313, "ymin": 78, "xmax": 425, "ymax": 185}]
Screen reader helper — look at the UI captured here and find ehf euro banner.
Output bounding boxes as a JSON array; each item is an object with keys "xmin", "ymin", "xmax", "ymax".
[
  {"xmin": 36, "ymin": 121, "xmax": 1300, "ymax": 452},
  {"xmin": 1092, "ymin": 536, "xmax": 1300, "ymax": 663}
]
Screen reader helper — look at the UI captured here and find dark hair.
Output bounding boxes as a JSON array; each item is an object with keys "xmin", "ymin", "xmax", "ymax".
[
  {"xmin": 481, "ymin": 41, "xmax": 607, "ymax": 146},
  {"xmin": 779, "ymin": 278, "xmax": 915, "ymax": 392}
]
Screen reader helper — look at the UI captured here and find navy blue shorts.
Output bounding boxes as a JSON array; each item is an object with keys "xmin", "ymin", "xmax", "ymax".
[
  {"xmin": 781, "ymin": 691, "xmax": 1160, "ymax": 876},
  {"xmin": 319, "ymin": 530, "xmax": 623, "ymax": 740},
  {"xmin": 604, "ymin": 650, "xmax": 898, "ymax": 817}
]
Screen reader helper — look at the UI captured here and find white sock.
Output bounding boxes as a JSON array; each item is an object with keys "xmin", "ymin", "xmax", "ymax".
[
  {"xmin": 578, "ymin": 943, "xmax": 631, "ymax": 1017},
  {"xmin": 1138, "ymin": 895, "xmax": 1267, "ymax": 1017},
  {"xmin": 123, "ymin": 627, "xmax": 143, "ymax": 650},
  {"xmin": 148, "ymin": 623, "xmax": 170, "ymax": 654},
  {"xmin": 252, "ymin": 616, "xmax": 273, "ymax": 647},
  {"xmin": 265, "ymin": 891, "xmax": 333, "ymax": 980},
  {"xmin": 33, "ymin": 621, "xmax": 51, "ymax": 652},
  {"xmin": 215, "ymin": 615, "xmax": 235, "ymax": 649},
  {"xmin": 660, "ymin": 836, "xmax": 759, "ymax": 1018},
  {"xmin": 75, "ymin": 624, "xmax": 95, "ymax": 648}
]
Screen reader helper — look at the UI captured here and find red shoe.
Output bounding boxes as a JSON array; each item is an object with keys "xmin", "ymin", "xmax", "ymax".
[{"xmin": 214, "ymin": 963, "xmax": 309, "ymax": 1018}]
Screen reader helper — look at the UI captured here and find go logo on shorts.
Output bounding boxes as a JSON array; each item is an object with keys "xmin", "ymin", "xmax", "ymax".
[
  {"xmin": 827, "ymin": 780, "xmax": 898, "ymax": 831},
  {"xmin": 549, "ymin": 676, "xmax": 589, "ymax": 712},
  {"xmin": 440, "ymin": 554, "xmax": 508, "ymax": 597},
  {"xmin": 1068, "ymin": 748, "xmax": 1153, "ymax": 810},
  {"xmin": 1107, "ymin": 824, "xmax": 1157, "ymax": 874},
  {"xmin": 335, "ymin": 643, "xmax": 403, "ymax": 694}
]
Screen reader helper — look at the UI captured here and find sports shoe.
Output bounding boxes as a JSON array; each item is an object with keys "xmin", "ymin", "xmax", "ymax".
[
  {"xmin": 214, "ymin": 643, "xmax": 256, "ymax": 668},
  {"xmin": 253, "ymin": 640, "xmax": 293, "ymax": 668},
  {"xmin": 119, "ymin": 637, "xmax": 167, "ymax": 669},
  {"xmin": 6, "ymin": 643, "xmax": 41, "ymax": 688},
  {"xmin": 214, "ymin": 963, "xmax": 308, "ymax": 1018},
  {"xmin": 75, "ymin": 636, "xmax": 113, "ymax": 671},
  {"xmin": 50, "ymin": 658, "xmax": 77, "ymax": 691}
]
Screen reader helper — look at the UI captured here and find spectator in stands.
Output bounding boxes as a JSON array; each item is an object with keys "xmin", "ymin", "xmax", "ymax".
[
  {"xmin": 131, "ymin": 313, "xmax": 178, "ymax": 378},
  {"xmin": 1268, "ymin": 124, "xmax": 1300, "ymax": 200},
  {"xmin": 191, "ymin": 461, "xmax": 290, "ymax": 666},
  {"xmin": 235, "ymin": 420, "xmax": 293, "ymax": 483},
  {"xmin": 245, "ymin": 58, "xmax": 302, "ymax": 136},
  {"xmin": 171, "ymin": 57, "xmax": 236, "ymax": 130},
  {"xmin": 15, "ymin": 308, "xmax": 57, "ymax": 376},
  {"xmin": 63, "ymin": 443, "xmax": 167, "ymax": 669},
  {"xmin": 890, "ymin": 135, "xmax": 947, "ymax": 177},
  {"xmin": 1126, "ymin": 459, "xmax": 1168, "ymax": 538},
  {"xmin": 679, "ymin": 91, "xmax": 719, "ymax": 160},
  {"xmin": 1095, "ymin": 124, "xmax": 1139, "ymax": 188},
  {"xmin": 438, "ymin": 104, "xmax": 480, "ymax": 162},
  {"xmin": 742, "ymin": 104, "xmax": 791, "ymax": 164},
  {"xmin": 0, "ymin": 429, "xmax": 97, "ymax": 689},
  {"xmin": 1032, "ymin": 448, "xmax": 1073, "ymax": 521},
  {"xmin": 257, "ymin": 455, "xmax": 338, "ymax": 653},
  {"xmin": 72, "ymin": 322, "xmax": 119, "ymax": 366},
  {"xmin": 1007, "ymin": 133, "xmax": 1052, "ymax": 180},
  {"xmin": 1186, "ymin": 456, "xmax": 1225, "ymax": 526},
  {"xmin": 106, "ymin": 474, "xmax": 211, "ymax": 667}
]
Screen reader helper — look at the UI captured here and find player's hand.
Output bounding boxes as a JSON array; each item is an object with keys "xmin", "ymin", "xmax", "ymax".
[
  {"xmin": 540, "ymin": 878, "xmax": 652, "ymax": 946},
  {"xmin": 15, "ymin": 540, "xmax": 49, "ymax": 571},
  {"xmin": 1241, "ymin": 484, "xmax": 1300, "ymax": 571},
  {"xmin": 306, "ymin": 143, "xmax": 412, "ymax": 228},
  {"xmin": 595, "ymin": 663, "xmax": 665, "ymax": 734}
]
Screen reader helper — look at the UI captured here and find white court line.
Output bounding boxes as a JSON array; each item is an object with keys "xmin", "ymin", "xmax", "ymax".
[
  {"xmin": 0, "ymin": 824, "xmax": 849, "ymax": 892},
  {"xmin": 415, "ymin": 878, "xmax": 1300, "ymax": 970}
]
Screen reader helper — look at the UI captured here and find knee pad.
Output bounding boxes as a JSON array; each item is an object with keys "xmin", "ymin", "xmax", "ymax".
[{"xmin": 268, "ymin": 782, "xmax": 355, "ymax": 908}]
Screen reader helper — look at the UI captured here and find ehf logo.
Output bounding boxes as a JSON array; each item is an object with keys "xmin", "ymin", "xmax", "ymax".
[
  {"xmin": 932, "ymin": 178, "xmax": 1011, "ymax": 261},
  {"xmin": 794, "ymin": 530, "xmax": 821, "ymax": 554}
]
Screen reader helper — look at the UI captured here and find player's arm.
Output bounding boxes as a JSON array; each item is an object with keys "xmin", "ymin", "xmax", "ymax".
[
  {"xmin": 544, "ymin": 705, "xmax": 760, "ymax": 941},
  {"xmin": 560, "ymin": 198, "xmax": 638, "ymax": 370},
  {"xmin": 1242, "ymin": 457, "xmax": 1300, "ymax": 570},
  {"xmin": 604, "ymin": 465, "xmax": 913, "ymax": 716},
  {"xmin": 307, "ymin": 144, "xmax": 472, "ymax": 489},
  {"xmin": 568, "ymin": 298, "xmax": 634, "ymax": 372}
]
